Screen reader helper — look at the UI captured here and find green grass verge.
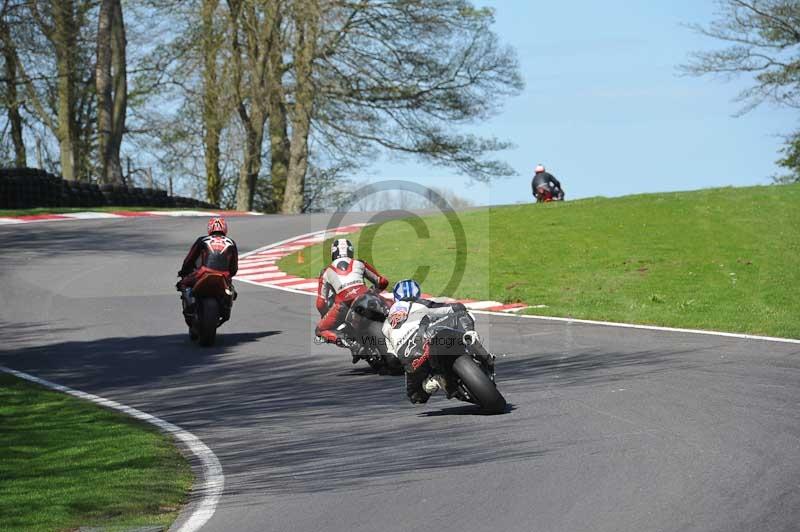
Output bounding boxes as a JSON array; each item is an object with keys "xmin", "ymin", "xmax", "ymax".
[
  {"xmin": 280, "ymin": 184, "xmax": 800, "ymax": 338},
  {"xmin": 0, "ymin": 374, "xmax": 193, "ymax": 532},
  {"xmin": 0, "ymin": 206, "xmax": 214, "ymax": 217}
]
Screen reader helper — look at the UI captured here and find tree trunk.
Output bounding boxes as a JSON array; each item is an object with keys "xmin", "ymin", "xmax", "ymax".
[
  {"xmin": 1, "ymin": 24, "xmax": 25, "ymax": 167},
  {"xmin": 97, "ymin": 0, "xmax": 126, "ymax": 184},
  {"xmin": 231, "ymin": 0, "xmax": 276, "ymax": 212},
  {"xmin": 53, "ymin": 0, "xmax": 79, "ymax": 180},
  {"xmin": 202, "ymin": 0, "xmax": 223, "ymax": 205},
  {"xmin": 266, "ymin": 7, "xmax": 289, "ymax": 212},
  {"xmin": 268, "ymin": 92, "xmax": 289, "ymax": 211},
  {"xmin": 282, "ymin": 0, "xmax": 319, "ymax": 214},
  {"xmin": 96, "ymin": 0, "xmax": 113, "ymax": 181},
  {"xmin": 235, "ymin": 107, "xmax": 265, "ymax": 211}
]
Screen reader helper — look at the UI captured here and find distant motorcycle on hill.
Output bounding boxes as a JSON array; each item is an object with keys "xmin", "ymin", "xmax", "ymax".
[{"xmin": 533, "ymin": 182, "xmax": 565, "ymax": 203}]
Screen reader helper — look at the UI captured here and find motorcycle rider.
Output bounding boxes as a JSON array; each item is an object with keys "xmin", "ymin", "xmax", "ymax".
[
  {"xmin": 382, "ymin": 279, "xmax": 483, "ymax": 404},
  {"xmin": 315, "ymin": 239, "xmax": 389, "ymax": 354},
  {"xmin": 176, "ymin": 216, "xmax": 239, "ymax": 321},
  {"xmin": 531, "ymin": 164, "xmax": 565, "ymax": 202}
]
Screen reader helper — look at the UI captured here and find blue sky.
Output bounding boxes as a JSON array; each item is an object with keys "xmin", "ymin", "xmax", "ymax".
[{"xmin": 351, "ymin": 1, "xmax": 795, "ymax": 206}]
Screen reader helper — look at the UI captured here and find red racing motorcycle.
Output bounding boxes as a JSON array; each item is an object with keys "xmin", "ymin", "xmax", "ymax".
[{"xmin": 179, "ymin": 267, "xmax": 234, "ymax": 346}]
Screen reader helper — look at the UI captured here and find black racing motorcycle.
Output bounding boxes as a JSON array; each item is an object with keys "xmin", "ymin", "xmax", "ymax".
[
  {"xmin": 340, "ymin": 291, "xmax": 402, "ymax": 374},
  {"xmin": 423, "ymin": 322, "xmax": 506, "ymax": 413}
]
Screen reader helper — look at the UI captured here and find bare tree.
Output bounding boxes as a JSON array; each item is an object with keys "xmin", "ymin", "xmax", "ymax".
[
  {"xmin": 282, "ymin": 0, "xmax": 320, "ymax": 214},
  {"xmin": 96, "ymin": 0, "xmax": 127, "ymax": 184},
  {"xmin": 227, "ymin": 0, "xmax": 280, "ymax": 211},
  {"xmin": 683, "ymin": 0, "xmax": 800, "ymax": 112},
  {"xmin": 275, "ymin": 0, "xmax": 522, "ymax": 214},
  {"xmin": 0, "ymin": 1, "xmax": 26, "ymax": 166},
  {"xmin": 7, "ymin": 0, "xmax": 99, "ymax": 180},
  {"xmin": 683, "ymin": 0, "xmax": 800, "ymax": 181},
  {"xmin": 201, "ymin": 0, "xmax": 229, "ymax": 204}
]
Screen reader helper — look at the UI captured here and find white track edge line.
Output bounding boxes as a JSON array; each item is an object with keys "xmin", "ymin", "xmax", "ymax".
[
  {"xmin": 244, "ymin": 228, "xmax": 800, "ymax": 346},
  {"xmin": 469, "ymin": 311, "xmax": 800, "ymax": 345},
  {"xmin": 0, "ymin": 366, "xmax": 224, "ymax": 532}
]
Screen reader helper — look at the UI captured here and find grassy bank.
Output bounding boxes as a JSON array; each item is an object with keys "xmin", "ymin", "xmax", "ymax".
[
  {"xmin": 0, "ymin": 374, "xmax": 193, "ymax": 532},
  {"xmin": 280, "ymin": 184, "xmax": 800, "ymax": 338}
]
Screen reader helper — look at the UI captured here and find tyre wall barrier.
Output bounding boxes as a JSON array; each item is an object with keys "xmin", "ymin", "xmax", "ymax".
[{"xmin": 0, "ymin": 168, "xmax": 218, "ymax": 210}]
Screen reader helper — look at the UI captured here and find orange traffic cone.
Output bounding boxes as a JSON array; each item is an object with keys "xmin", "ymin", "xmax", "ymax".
[{"xmin": 297, "ymin": 251, "xmax": 305, "ymax": 264}]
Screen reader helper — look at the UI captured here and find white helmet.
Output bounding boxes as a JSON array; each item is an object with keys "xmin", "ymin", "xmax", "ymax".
[
  {"xmin": 535, "ymin": 164, "xmax": 546, "ymax": 173},
  {"xmin": 331, "ymin": 239, "xmax": 354, "ymax": 262}
]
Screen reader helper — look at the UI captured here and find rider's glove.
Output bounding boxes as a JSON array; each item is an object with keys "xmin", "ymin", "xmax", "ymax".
[{"xmin": 451, "ymin": 303, "xmax": 467, "ymax": 313}]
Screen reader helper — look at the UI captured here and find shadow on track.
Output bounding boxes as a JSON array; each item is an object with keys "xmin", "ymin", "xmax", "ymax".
[
  {"xmin": 0, "ymin": 330, "xmax": 281, "ymax": 393},
  {"xmin": 1, "ymin": 325, "xmax": 707, "ymax": 503},
  {"xmin": 419, "ymin": 403, "xmax": 517, "ymax": 417},
  {"xmin": 496, "ymin": 346, "xmax": 705, "ymax": 389},
  {"xmin": 0, "ymin": 224, "xmax": 179, "ymax": 257}
]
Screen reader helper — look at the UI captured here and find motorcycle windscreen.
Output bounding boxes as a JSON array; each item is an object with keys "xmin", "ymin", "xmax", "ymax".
[{"xmin": 193, "ymin": 272, "xmax": 229, "ymax": 297}]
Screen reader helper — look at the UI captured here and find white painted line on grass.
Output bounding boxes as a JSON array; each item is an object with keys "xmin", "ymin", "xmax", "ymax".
[
  {"xmin": 0, "ymin": 366, "xmax": 224, "ymax": 532},
  {"xmin": 236, "ymin": 272, "xmax": 289, "ymax": 281},
  {"xmin": 281, "ymin": 281, "xmax": 318, "ymax": 291},
  {"xmin": 239, "ymin": 257, "xmax": 280, "ymax": 264},
  {"xmin": 61, "ymin": 212, "xmax": 124, "ymax": 219},
  {"xmin": 144, "ymin": 210, "xmax": 220, "ymax": 217},
  {"xmin": 463, "ymin": 300, "xmax": 506, "ymax": 310},
  {"xmin": 237, "ymin": 264, "xmax": 279, "ymax": 272},
  {"xmin": 469, "ymin": 310, "xmax": 800, "ymax": 345},
  {"xmin": 244, "ymin": 227, "xmax": 800, "ymax": 346}
]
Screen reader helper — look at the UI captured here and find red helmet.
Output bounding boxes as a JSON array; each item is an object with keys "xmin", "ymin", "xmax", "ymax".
[{"xmin": 207, "ymin": 216, "xmax": 228, "ymax": 235}]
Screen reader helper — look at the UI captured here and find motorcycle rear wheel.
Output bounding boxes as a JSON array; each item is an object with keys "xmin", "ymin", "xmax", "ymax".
[
  {"xmin": 198, "ymin": 297, "xmax": 219, "ymax": 347},
  {"xmin": 453, "ymin": 355, "xmax": 506, "ymax": 413}
]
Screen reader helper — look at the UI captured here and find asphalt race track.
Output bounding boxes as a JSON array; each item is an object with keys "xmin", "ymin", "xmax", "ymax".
[{"xmin": 1, "ymin": 214, "xmax": 799, "ymax": 532}]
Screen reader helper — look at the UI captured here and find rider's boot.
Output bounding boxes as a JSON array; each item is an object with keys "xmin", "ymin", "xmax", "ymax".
[
  {"xmin": 181, "ymin": 288, "xmax": 195, "ymax": 318},
  {"xmin": 422, "ymin": 374, "xmax": 447, "ymax": 395},
  {"xmin": 406, "ymin": 371, "xmax": 431, "ymax": 404}
]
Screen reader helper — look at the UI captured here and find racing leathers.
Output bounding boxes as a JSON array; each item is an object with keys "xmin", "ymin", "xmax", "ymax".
[
  {"xmin": 315, "ymin": 258, "xmax": 389, "ymax": 345},
  {"xmin": 532, "ymin": 171, "xmax": 564, "ymax": 201},
  {"xmin": 177, "ymin": 234, "xmax": 238, "ymax": 322},
  {"xmin": 178, "ymin": 234, "xmax": 239, "ymax": 288},
  {"xmin": 382, "ymin": 299, "xmax": 476, "ymax": 404}
]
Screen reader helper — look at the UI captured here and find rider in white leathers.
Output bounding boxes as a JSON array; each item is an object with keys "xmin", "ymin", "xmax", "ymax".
[{"xmin": 382, "ymin": 279, "xmax": 479, "ymax": 404}]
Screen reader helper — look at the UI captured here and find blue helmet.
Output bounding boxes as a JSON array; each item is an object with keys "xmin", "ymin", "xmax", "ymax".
[{"xmin": 393, "ymin": 279, "xmax": 421, "ymax": 301}]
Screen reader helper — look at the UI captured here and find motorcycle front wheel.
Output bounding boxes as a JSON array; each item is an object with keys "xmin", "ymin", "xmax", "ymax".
[{"xmin": 453, "ymin": 354, "xmax": 506, "ymax": 413}]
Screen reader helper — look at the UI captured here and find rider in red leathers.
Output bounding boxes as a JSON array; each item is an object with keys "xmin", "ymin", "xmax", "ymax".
[
  {"xmin": 177, "ymin": 217, "xmax": 238, "ymax": 321},
  {"xmin": 315, "ymin": 239, "xmax": 389, "ymax": 351},
  {"xmin": 178, "ymin": 217, "xmax": 238, "ymax": 288}
]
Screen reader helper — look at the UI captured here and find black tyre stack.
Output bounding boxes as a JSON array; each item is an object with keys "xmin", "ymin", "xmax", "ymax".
[{"xmin": 0, "ymin": 167, "xmax": 220, "ymax": 211}]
